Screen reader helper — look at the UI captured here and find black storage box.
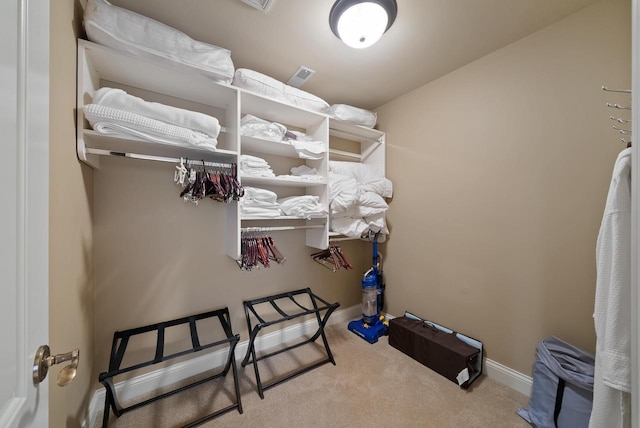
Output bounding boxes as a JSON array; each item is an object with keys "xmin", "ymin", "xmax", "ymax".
[{"xmin": 389, "ymin": 313, "xmax": 483, "ymax": 388}]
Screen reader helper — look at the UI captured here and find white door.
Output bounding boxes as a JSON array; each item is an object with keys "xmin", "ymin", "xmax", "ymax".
[{"xmin": 0, "ymin": 0, "xmax": 50, "ymax": 426}]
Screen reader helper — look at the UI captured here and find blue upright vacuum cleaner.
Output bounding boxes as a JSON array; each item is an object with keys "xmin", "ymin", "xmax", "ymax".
[{"xmin": 348, "ymin": 234, "xmax": 388, "ymax": 343}]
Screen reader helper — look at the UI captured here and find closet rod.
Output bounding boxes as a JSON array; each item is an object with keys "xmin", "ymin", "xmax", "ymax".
[
  {"xmin": 602, "ymin": 85, "xmax": 631, "ymax": 93},
  {"xmin": 85, "ymin": 148, "xmax": 234, "ymax": 168},
  {"xmin": 241, "ymin": 225, "xmax": 325, "ymax": 233}
]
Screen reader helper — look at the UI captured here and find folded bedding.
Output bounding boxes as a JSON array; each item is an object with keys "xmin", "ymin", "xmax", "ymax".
[
  {"xmin": 240, "ymin": 206, "xmax": 282, "ymax": 218},
  {"xmin": 291, "ymin": 165, "xmax": 319, "ymax": 177},
  {"xmin": 327, "ymin": 104, "xmax": 377, "ymax": 128},
  {"xmin": 240, "ymin": 115, "xmax": 286, "ymax": 142},
  {"xmin": 329, "ymin": 161, "xmax": 393, "ymax": 198},
  {"xmin": 233, "ymin": 68, "xmax": 329, "ymax": 113},
  {"xmin": 291, "ymin": 140, "xmax": 326, "ymax": 160},
  {"xmin": 277, "ymin": 195, "xmax": 327, "ymax": 219},
  {"xmin": 240, "ymin": 114, "xmax": 326, "ymax": 159},
  {"xmin": 328, "ymin": 161, "xmax": 392, "ymax": 238},
  {"xmin": 84, "ymin": 104, "xmax": 218, "ymax": 150},
  {"xmin": 240, "ymin": 154, "xmax": 275, "ymax": 177},
  {"xmin": 93, "ymin": 87, "xmax": 221, "ymax": 138},
  {"xmin": 240, "ymin": 186, "xmax": 281, "ymax": 217},
  {"xmin": 243, "ymin": 186, "xmax": 278, "ymax": 203},
  {"xmin": 281, "ymin": 165, "xmax": 323, "ymax": 181},
  {"xmin": 84, "ymin": 0, "xmax": 234, "ymax": 84}
]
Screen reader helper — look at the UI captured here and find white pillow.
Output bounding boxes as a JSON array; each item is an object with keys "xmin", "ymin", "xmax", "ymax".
[
  {"xmin": 84, "ymin": 0, "xmax": 234, "ymax": 84},
  {"xmin": 233, "ymin": 68, "xmax": 329, "ymax": 114},
  {"xmin": 327, "ymin": 104, "xmax": 377, "ymax": 128},
  {"xmin": 329, "ymin": 161, "xmax": 393, "ymax": 198}
]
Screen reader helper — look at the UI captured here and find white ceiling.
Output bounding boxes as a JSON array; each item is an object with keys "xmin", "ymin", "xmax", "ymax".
[{"xmin": 106, "ymin": 0, "xmax": 602, "ymax": 110}]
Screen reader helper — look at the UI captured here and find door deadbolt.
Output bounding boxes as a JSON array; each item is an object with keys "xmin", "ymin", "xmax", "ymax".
[{"xmin": 32, "ymin": 345, "xmax": 79, "ymax": 387}]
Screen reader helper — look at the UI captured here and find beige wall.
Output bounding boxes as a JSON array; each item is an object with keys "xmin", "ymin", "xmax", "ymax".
[
  {"xmin": 92, "ymin": 157, "xmax": 368, "ymax": 375},
  {"xmin": 49, "ymin": 0, "xmax": 95, "ymax": 426},
  {"xmin": 376, "ymin": 0, "xmax": 631, "ymax": 375}
]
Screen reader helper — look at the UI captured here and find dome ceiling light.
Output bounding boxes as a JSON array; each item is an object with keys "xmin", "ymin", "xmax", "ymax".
[{"xmin": 329, "ymin": 0, "xmax": 398, "ymax": 49}]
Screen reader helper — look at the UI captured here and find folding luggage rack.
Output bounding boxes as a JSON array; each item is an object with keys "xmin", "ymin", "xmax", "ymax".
[
  {"xmin": 98, "ymin": 307, "xmax": 242, "ymax": 428},
  {"xmin": 241, "ymin": 288, "xmax": 340, "ymax": 398}
]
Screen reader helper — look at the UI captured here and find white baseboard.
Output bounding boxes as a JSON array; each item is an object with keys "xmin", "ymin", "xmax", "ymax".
[
  {"xmin": 85, "ymin": 306, "xmax": 532, "ymax": 427},
  {"xmin": 85, "ymin": 304, "xmax": 361, "ymax": 428},
  {"xmin": 484, "ymin": 358, "xmax": 533, "ymax": 397}
]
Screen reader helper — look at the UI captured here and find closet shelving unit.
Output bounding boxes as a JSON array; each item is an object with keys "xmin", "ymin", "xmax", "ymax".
[
  {"xmin": 327, "ymin": 119, "xmax": 386, "ymax": 241},
  {"xmin": 76, "ymin": 40, "xmax": 240, "ymax": 169},
  {"xmin": 236, "ymin": 90, "xmax": 330, "ymax": 254},
  {"xmin": 76, "ymin": 39, "xmax": 387, "ymax": 257}
]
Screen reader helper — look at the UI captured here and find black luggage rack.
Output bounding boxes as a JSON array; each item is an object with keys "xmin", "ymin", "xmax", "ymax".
[
  {"xmin": 241, "ymin": 287, "xmax": 340, "ymax": 398},
  {"xmin": 98, "ymin": 307, "xmax": 242, "ymax": 428}
]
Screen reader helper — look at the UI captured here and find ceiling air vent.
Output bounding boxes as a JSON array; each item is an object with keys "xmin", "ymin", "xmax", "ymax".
[
  {"xmin": 287, "ymin": 66, "xmax": 316, "ymax": 88},
  {"xmin": 240, "ymin": 0, "xmax": 273, "ymax": 12}
]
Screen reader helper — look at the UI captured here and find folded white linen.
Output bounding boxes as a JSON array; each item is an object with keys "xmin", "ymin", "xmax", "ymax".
[
  {"xmin": 277, "ymin": 195, "xmax": 327, "ymax": 219},
  {"xmin": 240, "ymin": 154, "xmax": 269, "ymax": 165},
  {"xmin": 84, "ymin": 0, "xmax": 234, "ymax": 83},
  {"xmin": 240, "ymin": 155, "xmax": 275, "ymax": 177},
  {"xmin": 327, "ymin": 104, "xmax": 377, "ymax": 128},
  {"xmin": 279, "ymin": 165, "xmax": 323, "ymax": 181},
  {"xmin": 242, "ymin": 169, "xmax": 276, "ymax": 178},
  {"xmin": 84, "ymin": 104, "xmax": 218, "ymax": 150},
  {"xmin": 93, "ymin": 87, "xmax": 221, "ymax": 138},
  {"xmin": 240, "ymin": 206, "xmax": 282, "ymax": 217},
  {"xmin": 277, "ymin": 174, "xmax": 324, "ymax": 182},
  {"xmin": 243, "ymin": 186, "xmax": 278, "ymax": 203},
  {"xmin": 291, "ymin": 165, "xmax": 318, "ymax": 176},
  {"xmin": 240, "ymin": 114, "xmax": 286, "ymax": 142},
  {"xmin": 286, "ymin": 130, "xmax": 314, "ymax": 142},
  {"xmin": 291, "ymin": 140, "xmax": 326, "ymax": 160}
]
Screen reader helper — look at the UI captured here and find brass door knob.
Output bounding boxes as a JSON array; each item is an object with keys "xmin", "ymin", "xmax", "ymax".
[{"xmin": 32, "ymin": 345, "xmax": 79, "ymax": 386}]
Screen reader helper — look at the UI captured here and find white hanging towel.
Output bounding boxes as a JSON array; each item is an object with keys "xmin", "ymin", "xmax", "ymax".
[{"xmin": 590, "ymin": 147, "xmax": 632, "ymax": 428}]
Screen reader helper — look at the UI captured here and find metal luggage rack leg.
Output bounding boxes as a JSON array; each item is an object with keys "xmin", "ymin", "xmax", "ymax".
[
  {"xmin": 241, "ymin": 287, "xmax": 340, "ymax": 398},
  {"xmin": 98, "ymin": 307, "xmax": 243, "ymax": 428}
]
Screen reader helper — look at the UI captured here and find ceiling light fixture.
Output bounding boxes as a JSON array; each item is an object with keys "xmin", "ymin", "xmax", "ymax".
[{"xmin": 329, "ymin": 0, "xmax": 397, "ymax": 49}]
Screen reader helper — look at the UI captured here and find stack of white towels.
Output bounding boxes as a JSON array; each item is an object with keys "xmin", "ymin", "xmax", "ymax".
[
  {"xmin": 240, "ymin": 154, "xmax": 275, "ymax": 177},
  {"xmin": 240, "ymin": 155, "xmax": 323, "ymax": 183},
  {"xmin": 240, "ymin": 187, "xmax": 281, "ymax": 218},
  {"xmin": 240, "ymin": 187, "xmax": 327, "ymax": 219},
  {"xmin": 84, "ymin": 87, "xmax": 220, "ymax": 150}
]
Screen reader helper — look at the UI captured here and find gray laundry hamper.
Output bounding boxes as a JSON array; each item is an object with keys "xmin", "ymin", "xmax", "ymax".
[{"xmin": 517, "ymin": 336, "xmax": 595, "ymax": 428}]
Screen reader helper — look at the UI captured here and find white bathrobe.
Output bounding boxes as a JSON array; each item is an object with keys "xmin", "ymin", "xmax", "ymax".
[{"xmin": 590, "ymin": 147, "xmax": 632, "ymax": 428}]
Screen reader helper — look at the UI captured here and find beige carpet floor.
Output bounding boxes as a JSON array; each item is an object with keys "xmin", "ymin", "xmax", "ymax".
[{"xmin": 97, "ymin": 324, "xmax": 532, "ymax": 428}]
